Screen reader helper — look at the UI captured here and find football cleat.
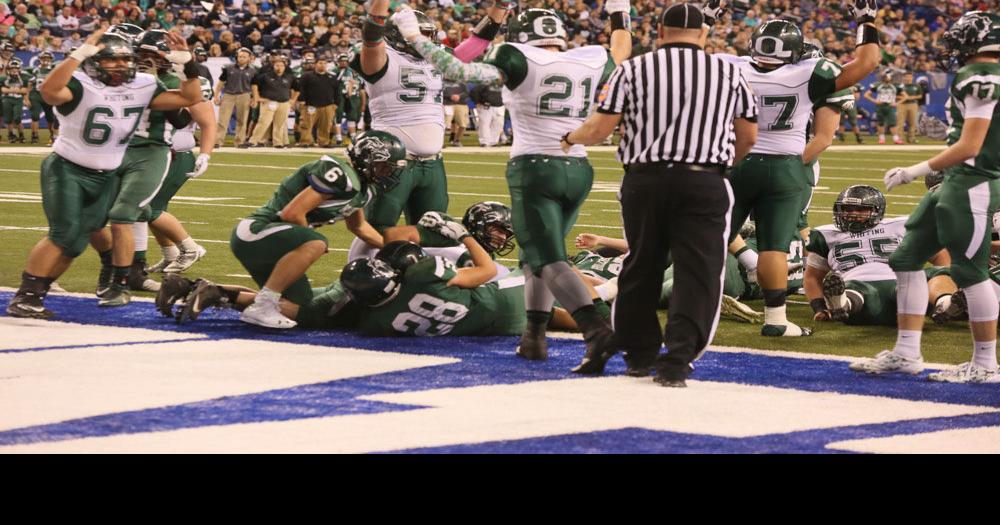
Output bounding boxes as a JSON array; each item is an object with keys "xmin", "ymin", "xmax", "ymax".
[
  {"xmin": 849, "ymin": 350, "xmax": 924, "ymax": 375},
  {"xmin": 98, "ymin": 284, "xmax": 131, "ymax": 307},
  {"xmin": 240, "ymin": 300, "xmax": 296, "ymax": 329},
  {"xmin": 761, "ymin": 323, "xmax": 812, "ymax": 337},
  {"xmin": 156, "ymin": 273, "xmax": 195, "ymax": 318},
  {"xmin": 571, "ymin": 318, "xmax": 617, "ymax": 375},
  {"xmin": 146, "ymin": 257, "xmax": 175, "ymax": 274},
  {"xmin": 95, "ymin": 264, "xmax": 113, "ymax": 298},
  {"xmin": 720, "ymin": 295, "xmax": 764, "ymax": 324},
  {"xmin": 822, "ymin": 272, "xmax": 850, "ymax": 322},
  {"xmin": 163, "ymin": 245, "xmax": 206, "ymax": 273},
  {"xmin": 127, "ymin": 261, "xmax": 160, "ymax": 292},
  {"xmin": 177, "ymin": 279, "xmax": 226, "ymax": 324},
  {"xmin": 515, "ymin": 323, "xmax": 548, "ymax": 361},
  {"xmin": 6, "ymin": 293, "xmax": 54, "ymax": 319},
  {"xmin": 931, "ymin": 290, "xmax": 967, "ymax": 324},
  {"xmin": 927, "ymin": 362, "xmax": 1000, "ymax": 384}
]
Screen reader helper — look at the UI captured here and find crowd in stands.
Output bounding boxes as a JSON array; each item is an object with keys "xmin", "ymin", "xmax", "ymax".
[{"xmin": 2, "ymin": 0, "xmax": 999, "ymax": 74}]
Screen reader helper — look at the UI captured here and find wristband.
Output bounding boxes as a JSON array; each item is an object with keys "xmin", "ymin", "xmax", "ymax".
[
  {"xmin": 561, "ymin": 132, "xmax": 575, "ymax": 146},
  {"xmin": 473, "ymin": 16, "xmax": 502, "ymax": 41},
  {"xmin": 363, "ymin": 15, "xmax": 387, "ymax": 46},
  {"xmin": 610, "ymin": 12, "xmax": 631, "ymax": 32},
  {"xmin": 69, "ymin": 43, "xmax": 100, "ymax": 63},
  {"xmin": 856, "ymin": 24, "xmax": 880, "ymax": 47},
  {"xmin": 810, "ymin": 298, "xmax": 828, "ymax": 314}
]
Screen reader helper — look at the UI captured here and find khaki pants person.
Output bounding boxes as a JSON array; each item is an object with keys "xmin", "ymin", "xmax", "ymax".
[
  {"xmin": 896, "ymin": 102, "xmax": 919, "ymax": 142},
  {"xmin": 217, "ymin": 92, "xmax": 251, "ymax": 147},
  {"xmin": 250, "ymin": 99, "xmax": 291, "ymax": 146},
  {"xmin": 297, "ymin": 104, "xmax": 335, "ymax": 146}
]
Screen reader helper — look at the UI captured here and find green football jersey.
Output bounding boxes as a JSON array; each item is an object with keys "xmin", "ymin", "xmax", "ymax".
[
  {"xmin": 1, "ymin": 72, "xmax": 32, "ymax": 99},
  {"xmin": 248, "ymin": 156, "xmax": 373, "ymax": 226},
  {"xmin": 28, "ymin": 65, "xmax": 56, "ymax": 94},
  {"xmin": 871, "ymin": 82, "xmax": 898, "ymax": 105},
  {"xmin": 570, "ymin": 250, "xmax": 624, "ymax": 281},
  {"xmin": 358, "ymin": 256, "xmax": 515, "ymax": 336},
  {"xmin": 336, "ymin": 67, "xmax": 363, "ymax": 107},
  {"xmin": 130, "ymin": 73, "xmax": 181, "ymax": 147},
  {"xmin": 946, "ymin": 62, "xmax": 1000, "ymax": 179}
]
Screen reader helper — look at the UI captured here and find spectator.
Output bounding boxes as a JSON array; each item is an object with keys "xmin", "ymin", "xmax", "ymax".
[
  {"xmin": 443, "ymin": 79, "xmax": 470, "ymax": 148},
  {"xmin": 296, "ymin": 58, "xmax": 339, "ymax": 147},
  {"xmin": 249, "ymin": 54, "xmax": 297, "ymax": 148},
  {"xmin": 56, "ymin": 6, "xmax": 79, "ymax": 34},
  {"xmin": 470, "ymin": 81, "xmax": 504, "ymax": 148}
]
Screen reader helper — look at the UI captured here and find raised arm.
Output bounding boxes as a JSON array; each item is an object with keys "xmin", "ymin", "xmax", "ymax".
[
  {"xmin": 453, "ymin": 5, "xmax": 510, "ymax": 63},
  {"xmin": 391, "ymin": 8, "xmax": 506, "ymax": 85},
  {"xmin": 149, "ymin": 31, "xmax": 204, "ymax": 110},
  {"xmin": 40, "ymin": 27, "xmax": 106, "ymax": 106},
  {"xmin": 606, "ymin": 0, "xmax": 633, "ymax": 66},
  {"xmin": 834, "ymin": 1, "xmax": 883, "ymax": 92},
  {"xmin": 359, "ymin": 0, "xmax": 389, "ymax": 77}
]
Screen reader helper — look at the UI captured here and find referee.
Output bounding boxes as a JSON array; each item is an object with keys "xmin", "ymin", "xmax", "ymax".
[{"xmin": 562, "ymin": 3, "xmax": 758, "ymax": 386}]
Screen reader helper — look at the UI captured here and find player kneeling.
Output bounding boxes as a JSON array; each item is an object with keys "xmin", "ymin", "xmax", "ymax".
[{"xmin": 228, "ymin": 130, "xmax": 405, "ymax": 328}]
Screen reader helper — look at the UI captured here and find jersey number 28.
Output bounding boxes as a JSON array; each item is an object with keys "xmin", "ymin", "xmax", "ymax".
[{"xmin": 392, "ymin": 293, "xmax": 469, "ymax": 336}]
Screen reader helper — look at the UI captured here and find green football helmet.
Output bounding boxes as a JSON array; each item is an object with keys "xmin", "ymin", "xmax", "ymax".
[
  {"xmin": 1, "ymin": 41, "xmax": 14, "ymax": 60},
  {"xmin": 376, "ymin": 241, "xmax": 427, "ymax": 273},
  {"xmin": 39, "ymin": 51, "xmax": 54, "ymax": 66},
  {"xmin": 750, "ymin": 19, "xmax": 803, "ymax": 66},
  {"xmin": 940, "ymin": 11, "xmax": 1000, "ymax": 68},
  {"xmin": 508, "ymin": 8, "xmax": 567, "ymax": 51},
  {"xmin": 833, "ymin": 185, "xmax": 886, "ymax": 234},
  {"xmin": 107, "ymin": 23, "xmax": 145, "ymax": 42},
  {"xmin": 82, "ymin": 33, "xmax": 137, "ymax": 87},
  {"xmin": 8, "ymin": 58, "xmax": 22, "ymax": 73},
  {"xmin": 136, "ymin": 30, "xmax": 171, "ymax": 74},
  {"xmin": 462, "ymin": 202, "xmax": 516, "ymax": 256},
  {"xmin": 347, "ymin": 130, "xmax": 407, "ymax": 192},
  {"xmin": 341, "ymin": 258, "xmax": 402, "ymax": 307},
  {"xmin": 384, "ymin": 10, "xmax": 437, "ymax": 59}
]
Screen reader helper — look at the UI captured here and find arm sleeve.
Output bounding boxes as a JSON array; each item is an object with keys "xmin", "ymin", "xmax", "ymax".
[
  {"xmin": 56, "ymin": 75, "xmax": 84, "ymax": 115},
  {"xmin": 305, "ymin": 160, "xmax": 348, "ymax": 195},
  {"xmin": 964, "ymin": 92, "xmax": 999, "ymax": 119},
  {"xmin": 164, "ymin": 108, "xmax": 193, "ymax": 128},
  {"xmin": 413, "ymin": 39, "xmax": 505, "ymax": 86},
  {"xmin": 596, "ymin": 62, "xmax": 628, "ymax": 115},
  {"xmin": 806, "ymin": 252, "xmax": 831, "ymax": 271},
  {"xmin": 453, "ymin": 34, "xmax": 491, "ymax": 64},
  {"xmin": 807, "ymin": 59, "xmax": 839, "ymax": 103},
  {"xmin": 806, "ymin": 229, "xmax": 831, "ymax": 258}
]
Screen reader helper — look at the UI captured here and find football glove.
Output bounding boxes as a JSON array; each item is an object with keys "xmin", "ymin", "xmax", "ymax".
[
  {"xmin": 884, "ymin": 161, "xmax": 932, "ymax": 191},
  {"xmin": 701, "ymin": 0, "xmax": 728, "ymax": 25},
  {"xmin": 419, "ymin": 211, "xmax": 470, "ymax": 241},
  {"xmin": 851, "ymin": 0, "xmax": 878, "ymax": 25},
  {"xmin": 391, "ymin": 8, "xmax": 422, "ymax": 42},
  {"xmin": 186, "ymin": 153, "xmax": 210, "ymax": 178},
  {"xmin": 605, "ymin": 0, "xmax": 630, "ymax": 15}
]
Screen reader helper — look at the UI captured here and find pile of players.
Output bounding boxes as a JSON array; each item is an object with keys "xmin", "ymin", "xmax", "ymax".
[{"xmin": 8, "ymin": 0, "xmax": 1000, "ymax": 386}]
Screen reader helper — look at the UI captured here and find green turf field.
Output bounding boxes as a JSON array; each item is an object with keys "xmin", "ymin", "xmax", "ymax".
[{"xmin": 0, "ymin": 138, "xmax": 975, "ymax": 363}]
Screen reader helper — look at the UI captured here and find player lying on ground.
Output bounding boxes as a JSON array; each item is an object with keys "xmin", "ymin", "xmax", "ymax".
[
  {"xmin": 850, "ymin": 11, "xmax": 1000, "ymax": 383},
  {"xmin": 804, "ymin": 184, "xmax": 952, "ymax": 326},
  {"xmin": 228, "ymin": 130, "xmax": 404, "ymax": 329}
]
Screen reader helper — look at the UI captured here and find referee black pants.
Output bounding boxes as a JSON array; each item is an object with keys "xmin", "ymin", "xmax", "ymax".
[{"xmin": 614, "ymin": 162, "xmax": 733, "ymax": 378}]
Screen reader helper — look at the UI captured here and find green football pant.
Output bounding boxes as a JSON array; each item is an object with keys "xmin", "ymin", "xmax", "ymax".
[
  {"xmin": 843, "ymin": 279, "xmax": 897, "ymax": 326},
  {"xmin": 507, "ymin": 154, "xmax": 593, "ymax": 271},
  {"xmin": 367, "ymin": 156, "xmax": 448, "ymax": 230},
  {"xmin": 729, "ymin": 154, "xmax": 810, "ymax": 252},
  {"xmin": 889, "ymin": 171, "xmax": 1000, "ymax": 288},
  {"xmin": 40, "ymin": 153, "xmax": 117, "ymax": 258},
  {"xmin": 876, "ymin": 104, "xmax": 897, "ymax": 128},
  {"xmin": 149, "ymin": 151, "xmax": 195, "ymax": 222},
  {"xmin": 108, "ymin": 145, "xmax": 172, "ymax": 224},
  {"xmin": 295, "ymin": 281, "xmax": 363, "ymax": 329},
  {"xmin": 1, "ymin": 97, "xmax": 23, "ymax": 125},
  {"xmin": 28, "ymin": 92, "xmax": 56, "ymax": 125},
  {"xmin": 230, "ymin": 219, "xmax": 328, "ymax": 305}
]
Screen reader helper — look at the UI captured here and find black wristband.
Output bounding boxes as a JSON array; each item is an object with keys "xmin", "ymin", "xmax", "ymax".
[
  {"xmin": 183, "ymin": 58, "xmax": 200, "ymax": 79},
  {"xmin": 856, "ymin": 23, "xmax": 880, "ymax": 47},
  {"xmin": 473, "ymin": 16, "xmax": 502, "ymax": 41},
  {"xmin": 610, "ymin": 12, "xmax": 631, "ymax": 32},
  {"xmin": 363, "ymin": 15, "xmax": 387, "ymax": 45},
  {"xmin": 561, "ymin": 132, "xmax": 574, "ymax": 146},
  {"xmin": 810, "ymin": 298, "xmax": 828, "ymax": 314}
]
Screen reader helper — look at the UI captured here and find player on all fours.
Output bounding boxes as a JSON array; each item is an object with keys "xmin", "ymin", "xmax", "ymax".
[
  {"xmin": 225, "ymin": 130, "xmax": 403, "ymax": 329},
  {"xmin": 804, "ymin": 185, "xmax": 952, "ymax": 326},
  {"xmin": 6, "ymin": 29, "xmax": 203, "ymax": 319},
  {"xmin": 850, "ymin": 12, "xmax": 1000, "ymax": 383},
  {"xmin": 391, "ymin": 1, "xmax": 632, "ymax": 372},
  {"xmin": 703, "ymin": 0, "xmax": 882, "ymax": 339}
]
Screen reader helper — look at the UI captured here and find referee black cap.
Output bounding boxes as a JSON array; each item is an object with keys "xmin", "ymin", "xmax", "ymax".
[{"xmin": 661, "ymin": 3, "xmax": 704, "ymax": 29}]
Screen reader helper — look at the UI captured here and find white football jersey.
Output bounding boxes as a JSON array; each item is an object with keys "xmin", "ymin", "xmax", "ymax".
[
  {"xmin": 359, "ymin": 46, "xmax": 444, "ymax": 155},
  {"xmin": 808, "ymin": 216, "xmax": 907, "ymax": 282},
  {"xmin": 500, "ymin": 43, "xmax": 611, "ymax": 158},
  {"xmin": 718, "ymin": 55, "xmax": 841, "ymax": 156},
  {"xmin": 53, "ymin": 71, "xmax": 163, "ymax": 171},
  {"xmin": 171, "ymin": 77, "xmax": 213, "ymax": 153}
]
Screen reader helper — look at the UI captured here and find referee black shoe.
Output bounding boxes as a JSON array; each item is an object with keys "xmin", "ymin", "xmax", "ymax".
[
  {"xmin": 515, "ymin": 321, "xmax": 548, "ymax": 361},
  {"xmin": 653, "ymin": 364, "xmax": 693, "ymax": 388},
  {"xmin": 624, "ymin": 352, "xmax": 657, "ymax": 377}
]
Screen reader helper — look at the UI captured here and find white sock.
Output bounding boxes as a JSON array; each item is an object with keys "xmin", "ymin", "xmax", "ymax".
[
  {"xmin": 257, "ymin": 287, "xmax": 281, "ymax": 305},
  {"xmin": 896, "ymin": 271, "xmax": 929, "ymax": 315},
  {"xmin": 893, "ymin": 134, "xmax": 901, "ymax": 141},
  {"xmin": 737, "ymin": 249, "xmax": 759, "ymax": 273},
  {"xmin": 594, "ymin": 277, "xmax": 618, "ymax": 302},
  {"xmin": 160, "ymin": 244, "xmax": 180, "ymax": 261},
  {"xmin": 893, "ymin": 330, "xmax": 923, "ymax": 360},
  {"xmin": 973, "ymin": 340, "xmax": 998, "ymax": 370},
  {"xmin": 764, "ymin": 305, "xmax": 804, "ymax": 335},
  {"xmin": 179, "ymin": 237, "xmax": 199, "ymax": 252},
  {"xmin": 132, "ymin": 222, "xmax": 149, "ymax": 251}
]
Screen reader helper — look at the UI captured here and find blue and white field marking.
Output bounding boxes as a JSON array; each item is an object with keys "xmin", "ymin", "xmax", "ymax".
[{"xmin": 1, "ymin": 292, "xmax": 999, "ymax": 454}]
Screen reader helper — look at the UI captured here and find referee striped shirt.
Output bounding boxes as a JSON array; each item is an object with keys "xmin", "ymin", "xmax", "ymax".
[{"xmin": 598, "ymin": 43, "xmax": 758, "ymax": 167}]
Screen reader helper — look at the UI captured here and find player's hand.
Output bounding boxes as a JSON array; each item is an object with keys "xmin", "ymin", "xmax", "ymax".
[
  {"xmin": 418, "ymin": 211, "xmax": 470, "ymax": 241},
  {"xmin": 701, "ymin": 0, "xmax": 728, "ymax": 24},
  {"xmin": 391, "ymin": 8, "xmax": 422, "ymax": 42},
  {"xmin": 851, "ymin": 0, "xmax": 878, "ymax": 25},
  {"xmin": 575, "ymin": 233, "xmax": 602, "ymax": 249},
  {"xmin": 884, "ymin": 161, "xmax": 931, "ymax": 191},
  {"xmin": 164, "ymin": 30, "xmax": 190, "ymax": 53},
  {"xmin": 187, "ymin": 153, "xmax": 210, "ymax": 178},
  {"xmin": 605, "ymin": 0, "xmax": 631, "ymax": 15},
  {"xmin": 72, "ymin": 28, "xmax": 106, "ymax": 62}
]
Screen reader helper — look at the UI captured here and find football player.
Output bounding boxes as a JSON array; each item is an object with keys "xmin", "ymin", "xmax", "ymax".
[
  {"xmin": 805, "ymin": 185, "xmax": 949, "ymax": 326},
  {"xmin": 0, "ymin": 41, "xmax": 15, "ymax": 76},
  {"xmin": 864, "ymin": 72, "xmax": 902, "ymax": 144},
  {"xmin": 228, "ymin": 130, "xmax": 404, "ymax": 329},
  {"xmin": 851, "ymin": 12, "xmax": 1000, "ymax": 383},
  {"xmin": 87, "ymin": 29, "xmax": 206, "ymax": 305},
  {"xmin": 836, "ymin": 84, "xmax": 864, "ymax": 144},
  {"xmin": 6, "ymin": 28, "xmax": 204, "ymax": 319},
  {"xmin": 0, "ymin": 58, "xmax": 31, "ymax": 143},
  {"xmin": 27, "ymin": 51, "xmax": 59, "ymax": 144},
  {"xmin": 390, "ymin": 2, "xmax": 632, "ymax": 371},
  {"xmin": 698, "ymin": 0, "xmax": 882, "ymax": 338},
  {"xmin": 334, "ymin": 53, "xmax": 365, "ymax": 145}
]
